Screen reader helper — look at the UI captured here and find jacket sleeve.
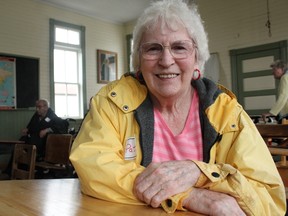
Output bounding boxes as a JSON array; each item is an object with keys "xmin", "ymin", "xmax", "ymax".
[
  {"xmin": 69, "ymin": 95, "xmax": 145, "ymax": 205},
  {"xmin": 192, "ymin": 112, "xmax": 286, "ymax": 215}
]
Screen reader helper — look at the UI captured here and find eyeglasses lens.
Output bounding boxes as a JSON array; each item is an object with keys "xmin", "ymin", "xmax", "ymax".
[{"xmin": 141, "ymin": 40, "xmax": 194, "ymax": 60}]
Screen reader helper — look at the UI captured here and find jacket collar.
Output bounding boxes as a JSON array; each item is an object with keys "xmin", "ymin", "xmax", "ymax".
[{"xmin": 108, "ymin": 74, "xmax": 239, "ymax": 165}]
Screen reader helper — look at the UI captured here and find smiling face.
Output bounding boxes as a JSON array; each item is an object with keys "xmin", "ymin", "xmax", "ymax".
[{"xmin": 139, "ymin": 23, "xmax": 197, "ymax": 102}]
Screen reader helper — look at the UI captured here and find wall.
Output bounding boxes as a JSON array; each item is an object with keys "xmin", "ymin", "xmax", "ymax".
[
  {"xmin": 2, "ymin": 0, "xmax": 288, "ymax": 98},
  {"xmin": 0, "ymin": 0, "xmax": 126, "ymax": 104},
  {"xmin": 125, "ymin": 0, "xmax": 288, "ymax": 90},
  {"xmin": 1, "ymin": 0, "xmax": 288, "ymax": 139},
  {"xmin": 0, "ymin": 0, "xmax": 128, "ymax": 139},
  {"xmin": 197, "ymin": 0, "xmax": 288, "ymax": 89},
  {"xmin": 0, "ymin": 109, "xmax": 35, "ymax": 140}
]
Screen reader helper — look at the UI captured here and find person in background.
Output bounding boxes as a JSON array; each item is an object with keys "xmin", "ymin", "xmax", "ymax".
[
  {"xmin": 20, "ymin": 99, "xmax": 68, "ymax": 160},
  {"xmin": 262, "ymin": 59, "xmax": 288, "ymax": 123},
  {"xmin": 70, "ymin": 0, "xmax": 286, "ymax": 215}
]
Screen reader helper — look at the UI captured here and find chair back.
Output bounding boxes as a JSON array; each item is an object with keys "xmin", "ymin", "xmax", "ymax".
[
  {"xmin": 44, "ymin": 134, "xmax": 73, "ymax": 165},
  {"xmin": 11, "ymin": 144, "xmax": 36, "ymax": 179}
]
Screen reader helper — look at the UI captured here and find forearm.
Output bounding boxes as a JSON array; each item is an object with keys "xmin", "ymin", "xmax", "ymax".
[
  {"xmin": 192, "ymin": 161, "xmax": 285, "ymax": 215},
  {"xmin": 70, "ymin": 127, "xmax": 145, "ymax": 205},
  {"xmin": 71, "ymin": 153, "xmax": 144, "ymax": 204},
  {"xmin": 183, "ymin": 188, "xmax": 245, "ymax": 216},
  {"xmin": 134, "ymin": 160, "xmax": 201, "ymax": 208}
]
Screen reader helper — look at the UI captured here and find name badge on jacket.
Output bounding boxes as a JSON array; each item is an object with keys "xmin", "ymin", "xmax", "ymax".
[
  {"xmin": 45, "ymin": 117, "xmax": 51, "ymax": 122},
  {"xmin": 124, "ymin": 137, "xmax": 136, "ymax": 160}
]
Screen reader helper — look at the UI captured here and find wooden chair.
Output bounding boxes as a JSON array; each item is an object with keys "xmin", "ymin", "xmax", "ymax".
[
  {"xmin": 35, "ymin": 134, "xmax": 73, "ymax": 178},
  {"xmin": 11, "ymin": 144, "xmax": 37, "ymax": 180},
  {"xmin": 256, "ymin": 124, "xmax": 288, "ymax": 187}
]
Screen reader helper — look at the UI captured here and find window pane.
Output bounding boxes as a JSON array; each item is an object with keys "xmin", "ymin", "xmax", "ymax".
[
  {"xmin": 67, "ymin": 95, "xmax": 79, "ymax": 116},
  {"xmin": 55, "ymin": 27, "xmax": 67, "ymax": 43},
  {"xmin": 68, "ymin": 30, "xmax": 80, "ymax": 45},
  {"xmin": 55, "ymin": 83, "xmax": 78, "ymax": 95},
  {"xmin": 67, "ymin": 83, "xmax": 78, "ymax": 95},
  {"xmin": 55, "ymin": 95, "xmax": 67, "ymax": 117},
  {"xmin": 54, "ymin": 50, "xmax": 78, "ymax": 83},
  {"xmin": 55, "ymin": 27, "xmax": 80, "ymax": 45},
  {"xmin": 54, "ymin": 83, "xmax": 80, "ymax": 118},
  {"xmin": 54, "ymin": 49, "xmax": 66, "ymax": 82},
  {"xmin": 65, "ymin": 51, "xmax": 78, "ymax": 83},
  {"xmin": 55, "ymin": 83, "xmax": 66, "ymax": 94}
]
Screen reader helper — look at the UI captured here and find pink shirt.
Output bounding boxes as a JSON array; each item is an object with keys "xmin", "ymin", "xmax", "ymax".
[{"xmin": 152, "ymin": 91, "xmax": 203, "ymax": 162}]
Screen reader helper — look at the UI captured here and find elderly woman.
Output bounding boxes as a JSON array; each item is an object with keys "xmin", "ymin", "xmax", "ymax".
[{"xmin": 70, "ymin": 0, "xmax": 286, "ymax": 215}]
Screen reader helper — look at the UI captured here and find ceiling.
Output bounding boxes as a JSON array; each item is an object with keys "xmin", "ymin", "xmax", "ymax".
[{"xmin": 37, "ymin": 0, "xmax": 152, "ymax": 24}]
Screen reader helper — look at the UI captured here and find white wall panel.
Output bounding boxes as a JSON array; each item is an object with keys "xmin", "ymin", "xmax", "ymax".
[
  {"xmin": 245, "ymin": 95, "xmax": 276, "ymax": 110},
  {"xmin": 243, "ymin": 76, "xmax": 275, "ymax": 91},
  {"xmin": 242, "ymin": 56, "xmax": 274, "ymax": 73}
]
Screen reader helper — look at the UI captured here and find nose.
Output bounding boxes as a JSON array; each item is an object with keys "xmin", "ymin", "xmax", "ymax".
[{"xmin": 158, "ymin": 46, "xmax": 175, "ymax": 66}]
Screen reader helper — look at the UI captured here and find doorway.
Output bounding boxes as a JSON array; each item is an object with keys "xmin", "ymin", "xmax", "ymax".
[{"xmin": 230, "ymin": 40, "xmax": 287, "ymax": 115}]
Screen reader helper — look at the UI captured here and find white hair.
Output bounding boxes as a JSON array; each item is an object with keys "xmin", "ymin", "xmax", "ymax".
[
  {"xmin": 37, "ymin": 99, "xmax": 50, "ymax": 107},
  {"xmin": 132, "ymin": 0, "xmax": 210, "ymax": 73}
]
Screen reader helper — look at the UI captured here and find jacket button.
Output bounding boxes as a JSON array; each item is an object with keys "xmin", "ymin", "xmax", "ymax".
[
  {"xmin": 110, "ymin": 92, "xmax": 117, "ymax": 97},
  {"xmin": 123, "ymin": 105, "xmax": 129, "ymax": 111},
  {"xmin": 211, "ymin": 172, "xmax": 220, "ymax": 178},
  {"xmin": 166, "ymin": 199, "xmax": 172, "ymax": 207}
]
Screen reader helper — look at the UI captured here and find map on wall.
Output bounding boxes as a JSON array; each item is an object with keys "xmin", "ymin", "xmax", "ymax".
[{"xmin": 0, "ymin": 57, "xmax": 16, "ymax": 109}]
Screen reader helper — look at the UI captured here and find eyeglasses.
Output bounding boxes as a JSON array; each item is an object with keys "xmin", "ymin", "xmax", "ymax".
[{"xmin": 140, "ymin": 40, "xmax": 196, "ymax": 60}]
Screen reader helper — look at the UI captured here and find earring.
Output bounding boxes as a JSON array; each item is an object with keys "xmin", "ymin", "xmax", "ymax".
[{"xmin": 192, "ymin": 69, "xmax": 201, "ymax": 80}]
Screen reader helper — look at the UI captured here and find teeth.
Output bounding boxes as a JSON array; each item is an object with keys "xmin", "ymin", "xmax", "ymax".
[{"xmin": 158, "ymin": 74, "xmax": 177, "ymax": 78}]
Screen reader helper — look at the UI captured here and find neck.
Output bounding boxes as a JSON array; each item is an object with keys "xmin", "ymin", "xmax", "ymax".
[
  {"xmin": 151, "ymin": 87, "xmax": 195, "ymax": 135},
  {"xmin": 151, "ymin": 87, "xmax": 194, "ymax": 114}
]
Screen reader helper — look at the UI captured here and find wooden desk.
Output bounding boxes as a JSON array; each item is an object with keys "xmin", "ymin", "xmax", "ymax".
[
  {"xmin": 0, "ymin": 179, "xmax": 203, "ymax": 216},
  {"xmin": 256, "ymin": 124, "xmax": 288, "ymax": 187},
  {"xmin": 256, "ymin": 124, "xmax": 288, "ymax": 156},
  {"xmin": 256, "ymin": 124, "xmax": 288, "ymax": 140}
]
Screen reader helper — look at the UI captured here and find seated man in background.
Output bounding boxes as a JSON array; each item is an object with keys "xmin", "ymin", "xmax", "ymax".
[{"xmin": 20, "ymin": 99, "xmax": 68, "ymax": 161}]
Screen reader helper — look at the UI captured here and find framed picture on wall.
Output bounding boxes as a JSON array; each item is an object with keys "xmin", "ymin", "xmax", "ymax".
[{"xmin": 97, "ymin": 49, "xmax": 118, "ymax": 84}]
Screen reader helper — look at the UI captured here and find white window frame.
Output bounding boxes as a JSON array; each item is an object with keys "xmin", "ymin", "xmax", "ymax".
[{"xmin": 50, "ymin": 19, "xmax": 86, "ymax": 119}]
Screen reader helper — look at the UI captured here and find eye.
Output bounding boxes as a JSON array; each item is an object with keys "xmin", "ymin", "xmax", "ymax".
[
  {"xmin": 143, "ymin": 43, "xmax": 162, "ymax": 54},
  {"xmin": 171, "ymin": 43, "xmax": 188, "ymax": 52}
]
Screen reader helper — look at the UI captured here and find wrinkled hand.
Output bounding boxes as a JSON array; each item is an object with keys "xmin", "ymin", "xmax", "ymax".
[
  {"xmin": 183, "ymin": 188, "xmax": 245, "ymax": 216},
  {"xmin": 133, "ymin": 160, "xmax": 200, "ymax": 208}
]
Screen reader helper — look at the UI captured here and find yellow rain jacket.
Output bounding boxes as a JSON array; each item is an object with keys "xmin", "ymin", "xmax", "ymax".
[{"xmin": 70, "ymin": 74, "xmax": 286, "ymax": 215}]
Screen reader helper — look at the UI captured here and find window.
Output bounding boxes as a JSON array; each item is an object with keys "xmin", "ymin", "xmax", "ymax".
[{"xmin": 50, "ymin": 19, "xmax": 86, "ymax": 118}]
